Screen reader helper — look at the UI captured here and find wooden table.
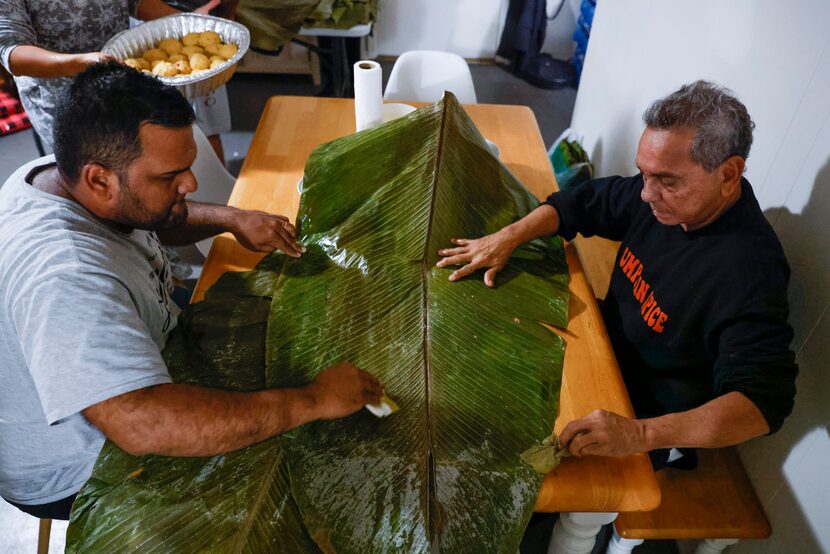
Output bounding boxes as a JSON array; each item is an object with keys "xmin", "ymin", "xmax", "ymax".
[{"xmin": 194, "ymin": 96, "xmax": 660, "ymax": 553}]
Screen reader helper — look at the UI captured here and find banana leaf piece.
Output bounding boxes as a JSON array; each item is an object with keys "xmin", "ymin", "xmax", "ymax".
[
  {"xmin": 237, "ymin": 0, "xmax": 376, "ymax": 52},
  {"xmin": 237, "ymin": 0, "xmax": 320, "ymax": 52},
  {"xmin": 521, "ymin": 432, "xmax": 572, "ymax": 474},
  {"xmin": 305, "ymin": 0, "xmax": 377, "ymax": 29},
  {"xmin": 67, "ymin": 93, "xmax": 569, "ymax": 553}
]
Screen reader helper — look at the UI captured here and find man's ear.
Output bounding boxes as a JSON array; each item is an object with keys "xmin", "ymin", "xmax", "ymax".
[
  {"xmin": 79, "ymin": 163, "xmax": 119, "ymax": 202},
  {"xmin": 719, "ymin": 155, "xmax": 745, "ymax": 197}
]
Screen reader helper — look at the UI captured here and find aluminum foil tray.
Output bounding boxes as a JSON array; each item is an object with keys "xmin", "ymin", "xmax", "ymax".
[{"xmin": 102, "ymin": 14, "xmax": 250, "ymax": 101}]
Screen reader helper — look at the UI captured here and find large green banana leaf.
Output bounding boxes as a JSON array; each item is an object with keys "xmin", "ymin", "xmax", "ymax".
[{"xmin": 67, "ymin": 93, "xmax": 569, "ymax": 553}]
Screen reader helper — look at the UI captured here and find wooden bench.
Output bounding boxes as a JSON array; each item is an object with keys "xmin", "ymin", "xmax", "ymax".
[
  {"xmin": 571, "ymin": 237, "xmax": 771, "ymax": 554},
  {"xmin": 608, "ymin": 447, "xmax": 770, "ymax": 554}
]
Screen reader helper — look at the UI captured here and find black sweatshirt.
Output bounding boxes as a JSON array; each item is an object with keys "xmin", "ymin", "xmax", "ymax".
[{"xmin": 547, "ymin": 175, "xmax": 797, "ymax": 433}]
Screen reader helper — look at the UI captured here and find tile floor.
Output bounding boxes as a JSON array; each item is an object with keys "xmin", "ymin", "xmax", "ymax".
[{"xmin": 0, "ymin": 61, "xmax": 677, "ymax": 554}]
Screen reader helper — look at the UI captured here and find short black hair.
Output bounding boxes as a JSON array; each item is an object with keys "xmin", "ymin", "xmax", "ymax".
[{"xmin": 54, "ymin": 61, "xmax": 195, "ymax": 184}]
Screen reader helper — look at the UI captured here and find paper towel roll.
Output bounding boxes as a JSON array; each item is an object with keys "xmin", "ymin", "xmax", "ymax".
[{"xmin": 354, "ymin": 60, "xmax": 383, "ymax": 132}]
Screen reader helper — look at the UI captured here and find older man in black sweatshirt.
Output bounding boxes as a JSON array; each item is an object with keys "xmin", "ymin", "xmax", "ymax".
[{"xmin": 436, "ymin": 80, "xmax": 797, "ymax": 468}]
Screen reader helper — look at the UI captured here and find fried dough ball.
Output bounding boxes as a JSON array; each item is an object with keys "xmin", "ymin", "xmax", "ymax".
[
  {"xmin": 182, "ymin": 32, "xmax": 201, "ymax": 46},
  {"xmin": 152, "ymin": 61, "xmax": 178, "ymax": 77},
  {"xmin": 181, "ymin": 45, "xmax": 204, "ymax": 57},
  {"xmin": 173, "ymin": 60, "xmax": 191, "ymax": 74},
  {"xmin": 189, "ymin": 53, "xmax": 210, "ymax": 71},
  {"xmin": 143, "ymin": 48, "xmax": 167, "ymax": 62},
  {"xmin": 128, "ymin": 31, "xmax": 238, "ymax": 78},
  {"xmin": 217, "ymin": 43, "xmax": 237, "ymax": 59},
  {"xmin": 124, "ymin": 58, "xmax": 149, "ymax": 71},
  {"xmin": 198, "ymin": 30, "xmax": 221, "ymax": 48},
  {"xmin": 159, "ymin": 38, "xmax": 183, "ymax": 55},
  {"xmin": 203, "ymin": 43, "xmax": 224, "ymax": 56}
]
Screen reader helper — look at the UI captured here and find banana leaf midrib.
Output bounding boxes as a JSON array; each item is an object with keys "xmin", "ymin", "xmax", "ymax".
[
  {"xmin": 419, "ymin": 95, "xmax": 451, "ymax": 545},
  {"xmin": 229, "ymin": 449, "xmax": 283, "ymax": 553}
]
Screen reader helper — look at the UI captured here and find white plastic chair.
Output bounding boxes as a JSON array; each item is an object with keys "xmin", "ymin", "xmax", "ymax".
[
  {"xmin": 383, "ymin": 50, "xmax": 478, "ymax": 104},
  {"xmin": 188, "ymin": 124, "xmax": 236, "ymax": 256}
]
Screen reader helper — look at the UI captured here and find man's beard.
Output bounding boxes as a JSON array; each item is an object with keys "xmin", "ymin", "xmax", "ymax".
[{"xmin": 115, "ymin": 176, "xmax": 188, "ymax": 231}]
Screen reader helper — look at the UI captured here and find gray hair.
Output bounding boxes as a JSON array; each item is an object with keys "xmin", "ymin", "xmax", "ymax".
[{"xmin": 642, "ymin": 80, "xmax": 754, "ymax": 172}]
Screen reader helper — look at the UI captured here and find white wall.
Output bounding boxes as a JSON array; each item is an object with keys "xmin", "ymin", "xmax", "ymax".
[
  {"xmin": 375, "ymin": 0, "xmax": 508, "ymax": 59},
  {"xmin": 375, "ymin": 0, "xmax": 577, "ymax": 60},
  {"xmin": 569, "ymin": 1, "xmax": 830, "ymax": 551}
]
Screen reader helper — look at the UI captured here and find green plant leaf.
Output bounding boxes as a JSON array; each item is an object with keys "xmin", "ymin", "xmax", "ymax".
[
  {"xmin": 237, "ymin": 0, "xmax": 321, "ymax": 52},
  {"xmin": 521, "ymin": 432, "xmax": 571, "ymax": 474},
  {"xmin": 67, "ymin": 93, "xmax": 568, "ymax": 553}
]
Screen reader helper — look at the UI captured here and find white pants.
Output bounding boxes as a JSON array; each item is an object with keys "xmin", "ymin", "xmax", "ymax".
[{"xmin": 193, "ymin": 85, "xmax": 231, "ymax": 137}]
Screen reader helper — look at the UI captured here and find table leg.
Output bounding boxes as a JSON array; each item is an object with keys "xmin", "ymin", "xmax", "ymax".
[
  {"xmin": 547, "ymin": 512, "xmax": 618, "ymax": 554},
  {"xmin": 695, "ymin": 538, "xmax": 739, "ymax": 554},
  {"xmin": 328, "ymin": 40, "xmax": 340, "ymax": 97},
  {"xmin": 606, "ymin": 524, "xmax": 644, "ymax": 554},
  {"xmin": 331, "ymin": 37, "xmax": 349, "ymax": 97},
  {"xmin": 288, "ymin": 38, "xmax": 333, "ymax": 96}
]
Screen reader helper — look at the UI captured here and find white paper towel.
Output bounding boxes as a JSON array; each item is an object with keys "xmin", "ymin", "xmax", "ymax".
[{"xmin": 353, "ymin": 60, "xmax": 383, "ymax": 132}]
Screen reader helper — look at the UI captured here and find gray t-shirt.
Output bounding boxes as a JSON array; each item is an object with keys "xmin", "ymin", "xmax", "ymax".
[{"xmin": 0, "ymin": 156, "xmax": 177, "ymax": 505}]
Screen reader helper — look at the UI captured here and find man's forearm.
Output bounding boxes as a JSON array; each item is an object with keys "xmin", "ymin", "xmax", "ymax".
[
  {"xmin": 8, "ymin": 45, "xmax": 91, "ymax": 78},
  {"xmin": 502, "ymin": 204, "xmax": 561, "ymax": 248},
  {"xmin": 159, "ymin": 201, "xmax": 305, "ymax": 255},
  {"xmin": 156, "ymin": 201, "xmax": 238, "ymax": 245},
  {"xmin": 641, "ymin": 391, "xmax": 770, "ymax": 450},
  {"xmin": 85, "ymin": 383, "xmax": 318, "ymax": 457}
]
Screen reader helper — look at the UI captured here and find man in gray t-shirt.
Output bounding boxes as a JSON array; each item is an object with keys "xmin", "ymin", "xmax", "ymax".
[{"xmin": 0, "ymin": 62, "xmax": 383, "ymax": 520}]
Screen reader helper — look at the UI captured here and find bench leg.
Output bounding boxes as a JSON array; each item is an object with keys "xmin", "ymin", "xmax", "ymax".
[
  {"xmin": 547, "ymin": 511, "xmax": 618, "ymax": 554},
  {"xmin": 694, "ymin": 538, "xmax": 739, "ymax": 554},
  {"xmin": 605, "ymin": 525, "xmax": 644, "ymax": 554},
  {"xmin": 37, "ymin": 518, "xmax": 51, "ymax": 554}
]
